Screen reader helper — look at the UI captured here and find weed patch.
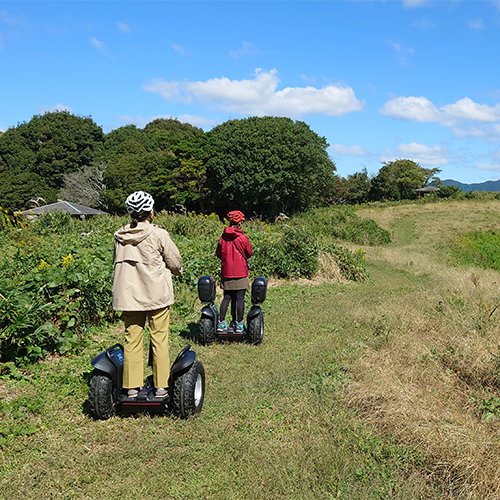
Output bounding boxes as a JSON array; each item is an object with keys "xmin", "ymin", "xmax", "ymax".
[{"xmin": 452, "ymin": 229, "xmax": 500, "ymax": 271}]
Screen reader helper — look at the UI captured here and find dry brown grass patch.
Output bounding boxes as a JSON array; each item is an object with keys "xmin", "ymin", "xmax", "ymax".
[{"xmin": 342, "ymin": 201, "xmax": 500, "ymax": 498}]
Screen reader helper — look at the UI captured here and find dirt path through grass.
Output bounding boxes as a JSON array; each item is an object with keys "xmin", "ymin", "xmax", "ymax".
[
  {"xmin": 1, "ymin": 285, "xmax": 440, "ymax": 499},
  {"xmin": 3, "ymin": 200, "xmax": 500, "ymax": 499},
  {"xmin": 346, "ymin": 200, "xmax": 500, "ymax": 499}
]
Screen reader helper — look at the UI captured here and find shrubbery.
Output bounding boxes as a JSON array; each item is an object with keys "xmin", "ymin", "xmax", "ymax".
[
  {"xmin": 452, "ymin": 230, "xmax": 500, "ymax": 271},
  {"xmin": 0, "ymin": 208, "xmax": 385, "ymax": 364},
  {"xmin": 251, "ymin": 227, "xmax": 319, "ymax": 279},
  {"xmin": 291, "ymin": 206, "xmax": 391, "ymax": 246},
  {"xmin": 0, "ymin": 212, "xmax": 115, "ymax": 364}
]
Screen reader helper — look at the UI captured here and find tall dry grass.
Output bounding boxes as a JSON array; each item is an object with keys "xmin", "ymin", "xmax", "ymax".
[{"xmin": 346, "ymin": 199, "xmax": 500, "ymax": 498}]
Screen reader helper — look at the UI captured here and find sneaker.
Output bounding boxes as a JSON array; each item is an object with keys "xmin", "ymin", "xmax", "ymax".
[
  {"xmin": 235, "ymin": 321, "xmax": 245, "ymax": 333},
  {"xmin": 217, "ymin": 320, "xmax": 228, "ymax": 332},
  {"xmin": 156, "ymin": 388, "xmax": 168, "ymax": 398},
  {"xmin": 127, "ymin": 388, "xmax": 139, "ymax": 398}
]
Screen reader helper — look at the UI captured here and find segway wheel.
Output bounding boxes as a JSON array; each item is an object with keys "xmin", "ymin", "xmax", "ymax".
[
  {"xmin": 171, "ymin": 360, "xmax": 205, "ymax": 419},
  {"xmin": 247, "ymin": 311, "xmax": 264, "ymax": 345},
  {"xmin": 199, "ymin": 317, "xmax": 216, "ymax": 346},
  {"xmin": 88, "ymin": 372, "xmax": 116, "ymax": 420}
]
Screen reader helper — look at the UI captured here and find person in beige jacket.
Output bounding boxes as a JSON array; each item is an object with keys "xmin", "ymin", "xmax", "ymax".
[{"xmin": 112, "ymin": 191, "xmax": 183, "ymax": 398}]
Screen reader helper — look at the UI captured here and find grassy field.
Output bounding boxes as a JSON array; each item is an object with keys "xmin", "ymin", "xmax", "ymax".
[{"xmin": 2, "ymin": 199, "xmax": 500, "ymax": 499}]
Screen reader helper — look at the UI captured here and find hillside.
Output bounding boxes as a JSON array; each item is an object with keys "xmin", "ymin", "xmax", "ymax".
[
  {"xmin": 442, "ymin": 178, "xmax": 500, "ymax": 192},
  {"xmin": 2, "ymin": 200, "xmax": 500, "ymax": 498}
]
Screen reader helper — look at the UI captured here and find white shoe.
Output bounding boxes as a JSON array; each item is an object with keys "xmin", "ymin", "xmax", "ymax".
[{"xmin": 156, "ymin": 388, "xmax": 168, "ymax": 398}]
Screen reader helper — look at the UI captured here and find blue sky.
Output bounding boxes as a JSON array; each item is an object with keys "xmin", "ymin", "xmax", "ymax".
[{"xmin": 2, "ymin": 1, "xmax": 500, "ymax": 183}]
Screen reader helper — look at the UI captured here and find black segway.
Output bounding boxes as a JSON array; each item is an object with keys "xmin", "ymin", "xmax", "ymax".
[
  {"xmin": 198, "ymin": 275, "xmax": 267, "ymax": 345},
  {"xmin": 88, "ymin": 343, "xmax": 205, "ymax": 420}
]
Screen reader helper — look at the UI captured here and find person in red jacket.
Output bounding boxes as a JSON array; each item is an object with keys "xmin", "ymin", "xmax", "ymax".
[{"xmin": 216, "ymin": 210, "xmax": 253, "ymax": 333}]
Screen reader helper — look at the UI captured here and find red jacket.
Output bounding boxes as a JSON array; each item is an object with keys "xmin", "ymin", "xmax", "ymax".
[{"xmin": 216, "ymin": 227, "xmax": 253, "ymax": 278}]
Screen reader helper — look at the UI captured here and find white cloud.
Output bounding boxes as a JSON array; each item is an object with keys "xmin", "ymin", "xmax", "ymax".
[
  {"xmin": 0, "ymin": 126, "xmax": 7, "ymax": 133},
  {"xmin": 177, "ymin": 114, "xmax": 217, "ymax": 128},
  {"xmin": 386, "ymin": 40, "xmax": 415, "ymax": 66},
  {"xmin": 475, "ymin": 162, "xmax": 500, "ymax": 172},
  {"xmin": 117, "ymin": 22, "xmax": 132, "ymax": 34},
  {"xmin": 380, "ymin": 142, "xmax": 448, "ymax": 167},
  {"xmin": 90, "ymin": 37, "xmax": 112, "ymax": 58},
  {"xmin": 468, "ymin": 19, "xmax": 484, "ymax": 30},
  {"xmin": 451, "ymin": 123, "xmax": 500, "ymax": 142},
  {"xmin": 380, "ymin": 96, "xmax": 500, "ymax": 127},
  {"xmin": 329, "ymin": 144, "xmax": 368, "ymax": 157},
  {"xmin": 300, "ymin": 74, "xmax": 316, "ymax": 84},
  {"xmin": 0, "ymin": 10, "xmax": 25, "ymax": 26},
  {"xmin": 113, "ymin": 115, "xmax": 148, "ymax": 128},
  {"xmin": 114, "ymin": 113, "xmax": 217, "ymax": 130},
  {"xmin": 400, "ymin": 0, "xmax": 431, "ymax": 7},
  {"xmin": 380, "ymin": 96, "xmax": 440, "ymax": 122},
  {"xmin": 395, "ymin": 142, "xmax": 448, "ymax": 166},
  {"xmin": 386, "ymin": 41, "xmax": 414, "ymax": 54},
  {"xmin": 474, "ymin": 150, "xmax": 500, "ymax": 171},
  {"xmin": 37, "ymin": 103, "xmax": 73, "ymax": 114},
  {"xmin": 413, "ymin": 17, "xmax": 436, "ymax": 30},
  {"xmin": 172, "ymin": 43, "xmax": 191, "ymax": 56},
  {"xmin": 90, "ymin": 37, "xmax": 105, "ymax": 51},
  {"xmin": 229, "ymin": 41, "xmax": 260, "ymax": 60},
  {"xmin": 486, "ymin": 89, "xmax": 500, "ymax": 100},
  {"xmin": 442, "ymin": 98, "xmax": 500, "ymax": 123},
  {"xmin": 143, "ymin": 69, "xmax": 365, "ymax": 118}
]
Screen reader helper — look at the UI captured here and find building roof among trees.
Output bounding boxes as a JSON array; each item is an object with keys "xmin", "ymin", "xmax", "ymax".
[
  {"xmin": 21, "ymin": 201, "xmax": 108, "ymax": 217},
  {"xmin": 415, "ymin": 186, "xmax": 439, "ymax": 193}
]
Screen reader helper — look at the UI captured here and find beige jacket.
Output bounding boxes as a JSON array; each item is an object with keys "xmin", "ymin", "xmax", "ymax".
[{"xmin": 112, "ymin": 222, "xmax": 183, "ymax": 311}]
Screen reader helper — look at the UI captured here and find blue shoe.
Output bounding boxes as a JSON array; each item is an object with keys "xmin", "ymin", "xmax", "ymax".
[
  {"xmin": 235, "ymin": 321, "xmax": 245, "ymax": 333},
  {"xmin": 217, "ymin": 320, "xmax": 228, "ymax": 332}
]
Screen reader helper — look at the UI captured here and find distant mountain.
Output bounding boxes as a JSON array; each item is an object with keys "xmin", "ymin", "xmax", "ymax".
[{"xmin": 441, "ymin": 179, "xmax": 500, "ymax": 192}]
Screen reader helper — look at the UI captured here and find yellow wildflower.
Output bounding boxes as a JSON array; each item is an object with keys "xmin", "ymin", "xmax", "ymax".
[
  {"xmin": 37, "ymin": 259, "xmax": 50, "ymax": 270},
  {"xmin": 62, "ymin": 253, "xmax": 73, "ymax": 266}
]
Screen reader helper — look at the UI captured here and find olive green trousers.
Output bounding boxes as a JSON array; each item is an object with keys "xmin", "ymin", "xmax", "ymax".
[{"xmin": 122, "ymin": 307, "xmax": 170, "ymax": 389}]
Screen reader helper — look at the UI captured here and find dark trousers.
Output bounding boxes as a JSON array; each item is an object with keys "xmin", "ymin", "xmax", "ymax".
[{"xmin": 220, "ymin": 289, "xmax": 246, "ymax": 323}]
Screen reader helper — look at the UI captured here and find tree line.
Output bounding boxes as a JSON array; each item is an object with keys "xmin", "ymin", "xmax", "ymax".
[{"xmin": 0, "ymin": 111, "xmax": 443, "ymax": 218}]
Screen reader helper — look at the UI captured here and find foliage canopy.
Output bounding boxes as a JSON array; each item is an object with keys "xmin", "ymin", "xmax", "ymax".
[
  {"xmin": 369, "ymin": 159, "xmax": 440, "ymax": 201},
  {"xmin": 206, "ymin": 116, "xmax": 336, "ymax": 218},
  {"xmin": 0, "ymin": 112, "xmax": 104, "ymax": 211}
]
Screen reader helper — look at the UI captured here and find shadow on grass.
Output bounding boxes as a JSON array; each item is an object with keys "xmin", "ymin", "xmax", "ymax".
[{"xmin": 178, "ymin": 321, "xmax": 201, "ymax": 343}]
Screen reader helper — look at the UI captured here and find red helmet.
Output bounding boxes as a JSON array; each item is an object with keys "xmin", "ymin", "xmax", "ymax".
[{"xmin": 227, "ymin": 210, "xmax": 245, "ymax": 223}]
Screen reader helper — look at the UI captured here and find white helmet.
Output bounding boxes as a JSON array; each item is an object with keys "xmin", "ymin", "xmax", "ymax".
[{"xmin": 125, "ymin": 191, "xmax": 154, "ymax": 215}]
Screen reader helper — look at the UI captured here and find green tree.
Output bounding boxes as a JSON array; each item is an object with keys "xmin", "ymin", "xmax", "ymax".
[
  {"xmin": 369, "ymin": 159, "xmax": 440, "ymax": 202},
  {"xmin": 0, "ymin": 111, "xmax": 104, "ymax": 190},
  {"xmin": 144, "ymin": 118, "xmax": 203, "ymax": 135},
  {"xmin": 102, "ymin": 150, "xmax": 178, "ymax": 214},
  {"xmin": 100, "ymin": 120, "xmax": 208, "ymax": 214},
  {"xmin": 169, "ymin": 134, "xmax": 212, "ymax": 213},
  {"xmin": 206, "ymin": 116, "xmax": 336, "ymax": 218},
  {"xmin": 332, "ymin": 169, "xmax": 371, "ymax": 205},
  {"xmin": 145, "ymin": 118, "xmax": 204, "ymax": 153},
  {"xmin": 97, "ymin": 125, "xmax": 150, "ymax": 162},
  {"xmin": 437, "ymin": 185, "xmax": 461, "ymax": 198},
  {"xmin": 0, "ymin": 171, "xmax": 57, "ymax": 212}
]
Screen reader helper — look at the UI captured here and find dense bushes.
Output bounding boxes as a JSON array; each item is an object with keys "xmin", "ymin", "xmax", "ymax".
[
  {"xmin": 292, "ymin": 206, "xmax": 391, "ymax": 246},
  {"xmin": 0, "ymin": 208, "xmax": 386, "ymax": 365},
  {"xmin": 0, "ymin": 212, "xmax": 115, "ymax": 364},
  {"xmin": 451, "ymin": 230, "xmax": 500, "ymax": 271}
]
